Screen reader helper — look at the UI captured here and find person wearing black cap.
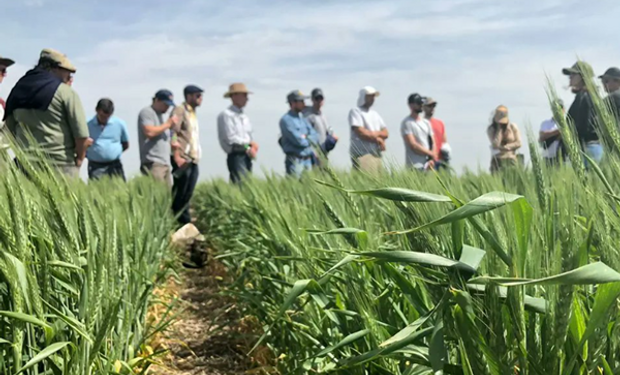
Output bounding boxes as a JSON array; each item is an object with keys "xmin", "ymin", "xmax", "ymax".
[
  {"xmin": 279, "ymin": 90, "xmax": 320, "ymax": 178},
  {"xmin": 562, "ymin": 61, "xmax": 602, "ymax": 165},
  {"xmin": 600, "ymin": 67, "xmax": 620, "ymax": 119},
  {"xmin": 304, "ymin": 88, "xmax": 338, "ymax": 159},
  {"xmin": 138, "ymin": 89, "xmax": 180, "ymax": 187},
  {"xmin": 170, "ymin": 84, "xmax": 204, "ymax": 225},
  {"xmin": 401, "ymin": 94, "xmax": 435, "ymax": 171},
  {"xmin": 0, "ymin": 55, "xmax": 15, "ymax": 131}
]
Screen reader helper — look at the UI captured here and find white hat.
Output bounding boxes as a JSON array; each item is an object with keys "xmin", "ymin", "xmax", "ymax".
[{"xmin": 357, "ymin": 86, "xmax": 380, "ymax": 107}]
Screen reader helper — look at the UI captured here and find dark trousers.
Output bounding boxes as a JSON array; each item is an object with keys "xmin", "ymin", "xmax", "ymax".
[
  {"xmin": 88, "ymin": 159, "xmax": 125, "ymax": 181},
  {"xmin": 227, "ymin": 153, "xmax": 252, "ymax": 184},
  {"xmin": 172, "ymin": 159, "xmax": 199, "ymax": 225}
]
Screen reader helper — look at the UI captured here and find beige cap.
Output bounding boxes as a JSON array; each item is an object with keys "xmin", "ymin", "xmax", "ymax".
[
  {"xmin": 0, "ymin": 56, "xmax": 15, "ymax": 67},
  {"xmin": 494, "ymin": 106, "xmax": 509, "ymax": 125},
  {"xmin": 424, "ymin": 97, "xmax": 437, "ymax": 106},
  {"xmin": 223, "ymin": 83, "xmax": 252, "ymax": 98},
  {"xmin": 40, "ymin": 48, "xmax": 76, "ymax": 73}
]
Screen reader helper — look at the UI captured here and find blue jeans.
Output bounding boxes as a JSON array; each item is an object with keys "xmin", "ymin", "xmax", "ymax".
[
  {"xmin": 584, "ymin": 142, "xmax": 603, "ymax": 169},
  {"xmin": 285, "ymin": 155, "xmax": 312, "ymax": 178}
]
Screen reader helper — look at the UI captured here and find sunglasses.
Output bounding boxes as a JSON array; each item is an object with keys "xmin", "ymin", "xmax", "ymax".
[{"xmin": 313, "ymin": 96, "xmax": 324, "ymax": 101}]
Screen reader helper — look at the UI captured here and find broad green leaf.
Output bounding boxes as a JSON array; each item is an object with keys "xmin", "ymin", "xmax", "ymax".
[
  {"xmin": 458, "ymin": 245, "xmax": 486, "ymax": 271},
  {"xmin": 466, "ymin": 284, "xmax": 547, "ymax": 314},
  {"xmin": 0, "ymin": 338, "xmax": 11, "ymax": 345},
  {"xmin": 359, "ymin": 251, "xmax": 476, "ymax": 273},
  {"xmin": 468, "ymin": 215, "xmax": 513, "ymax": 268},
  {"xmin": 43, "ymin": 301, "xmax": 93, "ymax": 344},
  {"xmin": 315, "ymin": 180, "xmax": 452, "ymax": 202},
  {"xmin": 429, "ymin": 320, "xmax": 446, "ymax": 373},
  {"xmin": 1, "ymin": 252, "xmax": 32, "ymax": 312},
  {"xmin": 387, "ymin": 192, "xmax": 525, "ymax": 235},
  {"xmin": 321, "ymin": 255, "xmax": 359, "ymax": 278},
  {"xmin": 16, "ymin": 342, "xmax": 70, "ymax": 374},
  {"xmin": 468, "ymin": 262, "xmax": 620, "ymax": 286},
  {"xmin": 0, "ymin": 311, "xmax": 51, "ymax": 330},
  {"xmin": 512, "ymin": 196, "xmax": 533, "ymax": 276},
  {"xmin": 311, "ymin": 329, "xmax": 370, "ymax": 358}
]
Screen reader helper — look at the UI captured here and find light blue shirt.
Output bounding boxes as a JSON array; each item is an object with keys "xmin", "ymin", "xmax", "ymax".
[
  {"xmin": 279, "ymin": 110, "xmax": 319, "ymax": 157},
  {"xmin": 86, "ymin": 115, "xmax": 129, "ymax": 162}
]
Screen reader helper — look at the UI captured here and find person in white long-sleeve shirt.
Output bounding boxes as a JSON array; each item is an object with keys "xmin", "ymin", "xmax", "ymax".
[{"xmin": 217, "ymin": 83, "xmax": 258, "ymax": 183}]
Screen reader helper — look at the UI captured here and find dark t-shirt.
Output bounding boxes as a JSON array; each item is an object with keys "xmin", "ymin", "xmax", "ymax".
[
  {"xmin": 609, "ymin": 90, "xmax": 620, "ymax": 120},
  {"xmin": 567, "ymin": 90, "xmax": 598, "ymax": 143}
]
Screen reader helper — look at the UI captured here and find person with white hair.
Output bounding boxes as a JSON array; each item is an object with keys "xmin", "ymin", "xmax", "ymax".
[{"xmin": 348, "ymin": 86, "xmax": 388, "ymax": 173}]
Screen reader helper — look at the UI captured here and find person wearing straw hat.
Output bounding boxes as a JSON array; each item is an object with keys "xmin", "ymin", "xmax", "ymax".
[
  {"xmin": 348, "ymin": 86, "xmax": 388, "ymax": 173},
  {"xmin": 217, "ymin": 83, "xmax": 258, "ymax": 184},
  {"xmin": 0, "ymin": 55, "xmax": 15, "ymax": 123},
  {"xmin": 487, "ymin": 105, "xmax": 521, "ymax": 173},
  {"xmin": 563, "ymin": 61, "xmax": 602, "ymax": 165},
  {"xmin": 600, "ymin": 67, "xmax": 620, "ymax": 120},
  {"xmin": 4, "ymin": 48, "xmax": 89, "ymax": 177}
]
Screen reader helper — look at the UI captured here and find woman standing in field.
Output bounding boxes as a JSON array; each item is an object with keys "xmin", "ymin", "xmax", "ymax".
[{"xmin": 487, "ymin": 105, "xmax": 521, "ymax": 172}]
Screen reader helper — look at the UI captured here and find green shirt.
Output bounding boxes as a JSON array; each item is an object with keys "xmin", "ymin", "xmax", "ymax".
[{"xmin": 6, "ymin": 84, "xmax": 89, "ymax": 164}]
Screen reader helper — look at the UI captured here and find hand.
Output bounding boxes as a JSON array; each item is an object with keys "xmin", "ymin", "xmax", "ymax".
[
  {"xmin": 247, "ymin": 146, "xmax": 258, "ymax": 159},
  {"xmin": 376, "ymin": 137, "xmax": 386, "ymax": 151},
  {"xmin": 86, "ymin": 138, "xmax": 94, "ymax": 148},
  {"xmin": 427, "ymin": 160, "xmax": 435, "ymax": 170},
  {"xmin": 332, "ymin": 134, "xmax": 339, "ymax": 141},
  {"xmin": 171, "ymin": 140, "xmax": 180, "ymax": 150},
  {"xmin": 174, "ymin": 154, "xmax": 186, "ymax": 168},
  {"xmin": 169, "ymin": 115, "xmax": 181, "ymax": 128}
]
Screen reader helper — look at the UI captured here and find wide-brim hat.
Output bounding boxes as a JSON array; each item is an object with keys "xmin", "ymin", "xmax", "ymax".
[
  {"xmin": 224, "ymin": 83, "xmax": 252, "ymax": 98},
  {"xmin": 0, "ymin": 56, "xmax": 15, "ymax": 67}
]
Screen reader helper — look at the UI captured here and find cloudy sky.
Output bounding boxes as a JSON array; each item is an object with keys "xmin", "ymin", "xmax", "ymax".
[{"xmin": 1, "ymin": 0, "xmax": 619, "ymax": 181}]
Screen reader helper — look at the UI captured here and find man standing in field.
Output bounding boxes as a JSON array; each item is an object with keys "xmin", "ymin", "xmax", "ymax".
[
  {"xmin": 423, "ymin": 97, "xmax": 449, "ymax": 168},
  {"xmin": 539, "ymin": 99, "xmax": 565, "ymax": 165},
  {"xmin": 138, "ymin": 89, "xmax": 179, "ymax": 187},
  {"xmin": 218, "ymin": 83, "xmax": 258, "ymax": 184},
  {"xmin": 0, "ymin": 55, "xmax": 15, "ymax": 123},
  {"xmin": 279, "ymin": 90, "xmax": 319, "ymax": 178},
  {"xmin": 4, "ymin": 49, "xmax": 89, "ymax": 177},
  {"xmin": 599, "ymin": 67, "xmax": 620, "ymax": 120},
  {"xmin": 563, "ymin": 61, "xmax": 602, "ymax": 165},
  {"xmin": 349, "ymin": 86, "xmax": 388, "ymax": 173},
  {"xmin": 402, "ymin": 93, "xmax": 435, "ymax": 171},
  {"xmin": 304, "ymin": 88, "xmax": 338, "ymax": 160},
  {"xmin": 86, "ymin": 98, "xmax": 129, "ymax": 180},
  {"xmin": 170, "ymin": 85, "xmax": 203, "ymax": 225}
]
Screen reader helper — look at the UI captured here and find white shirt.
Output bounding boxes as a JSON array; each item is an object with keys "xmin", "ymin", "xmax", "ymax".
[
  {"xmin": 217, "ymin": 105, "xmax": 253, "ymax": 154},
  {"xmin": 401, "ymin": 115, "xmax": 434, "ymax": 169},
  {"xmin": 539, "ymin": 118, "xmax": 559, "ymax": 159},
  {"xmin": 348, "ymin": 106, "xmax": 386, "ymax": 157}
]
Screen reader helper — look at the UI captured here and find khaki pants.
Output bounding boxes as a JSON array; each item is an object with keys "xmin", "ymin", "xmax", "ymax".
[
  {"xmin": 141, "ymin": 162, "xmax": 172, "ymax": 188},
  {"xmin": 352, "ymin": 154, "xmax": 383, "ymax": 174}
]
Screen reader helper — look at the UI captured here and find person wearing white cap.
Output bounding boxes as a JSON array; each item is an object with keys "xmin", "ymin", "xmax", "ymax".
[{"xmin": 348, "ymin": 86, "xmax": 388, "ymax": 173}]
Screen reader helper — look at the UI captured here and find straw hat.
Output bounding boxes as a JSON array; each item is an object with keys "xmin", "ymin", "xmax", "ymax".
[{"xmin": 223, "ymin": 83, "xmax": 252, "ymax": 98}]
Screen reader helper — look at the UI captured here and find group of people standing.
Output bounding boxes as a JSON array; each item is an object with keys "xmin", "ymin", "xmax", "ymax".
[{"xmin": 488, "ymin": 61, "xmax": 620, "ymax": 172}]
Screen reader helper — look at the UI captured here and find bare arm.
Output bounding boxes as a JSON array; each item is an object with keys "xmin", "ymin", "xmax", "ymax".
[
  {"xmin": 143, "ymin": 119, "xmax": 173, "ymax": 139},
  {"xmin": 353, "ymin": 126, "xmax": 381, "ymax": 143},
  {"xmin": 75, "ymin": 137, "xmax": 90, "ymax": 167},
  {"xmin": 503, "ymin": 125, "xmax": 522, "ymax": 151},
  {"xmin": 539, "ymin": 129, "xmax": 561, "ymax": 142},
  {"xmin": 403, "ymin": 134, "xmax": 435, "ymax": 158},
  {"xmin": 377, "ymin": 128, "xmax": 389, "ymax": 140}
]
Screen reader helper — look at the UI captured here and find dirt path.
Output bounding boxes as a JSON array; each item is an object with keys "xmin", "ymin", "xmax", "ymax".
[{"xmin": 150, "ymin": 254, "xmax": 255, "ymax": 375}]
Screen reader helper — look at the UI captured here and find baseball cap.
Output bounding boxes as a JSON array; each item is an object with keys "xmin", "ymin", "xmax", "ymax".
[
  {"xmin": 0, "ymin": 56, "xmax": 14, "ymax": 67},
  {"xmin": 40, "ymin": 48, "xmax": 76, "ymax": 73},
  {"xmin": 361, "ymin": 86, "xmax": 380, "ymax": 96},
  {"xmin": 184, "ymin": 84, "xmax": 204, "ymax": 96},
  {"xmin": 311, "ymin": 88, "xmax": 324, "ymax": 99},
  {"xmin": 154, "ymin": 89, "xmax": 175, "ymax": 106},
  {"xmin": 424, "ymin": 97, "xmax": 437, "ymax": 106},
  {"xmin": 408, "ymin": 93, "xmax": 425, "ymax": 105},
  {"xmin": 562, "ymin": 61, "xmax": 594, "ymax": 78},
  {"xmin": 599, "ymin": 67, "xmax": 620, "ymax": 80},
  {"xmin": 287, "ymin": 90, "xmax": 309, "ymax": 103}
]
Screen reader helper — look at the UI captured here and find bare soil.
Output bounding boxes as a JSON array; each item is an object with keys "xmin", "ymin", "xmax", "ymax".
[{"xmin": 149, "ymin": 253, "xmax": 256, "ymax": 375}]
